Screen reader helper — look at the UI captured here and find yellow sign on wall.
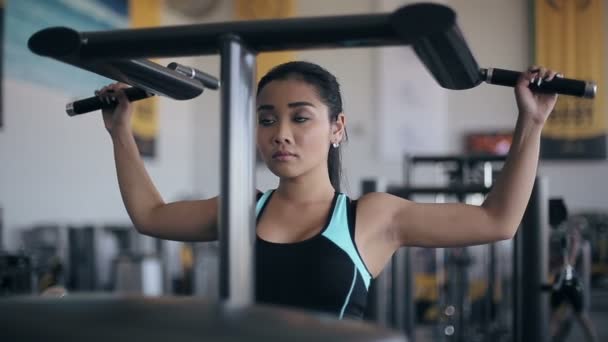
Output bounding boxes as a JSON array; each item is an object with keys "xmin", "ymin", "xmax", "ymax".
[
  {"xmin": 235, "ymin": 0, "xmax": 296, "ymax": 81},
  {"xmin": 129, "ymin": 0, "xmax": 162, "ymax": 157},
  {"xmin": 535, "ymin": 0, "xmax": 606, "ymax": 158}
]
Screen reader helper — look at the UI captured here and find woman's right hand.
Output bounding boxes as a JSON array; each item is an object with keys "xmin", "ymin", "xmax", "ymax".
[{"xmin": 96, "ymin": 82, "xmax": 134, "ymax": 134}]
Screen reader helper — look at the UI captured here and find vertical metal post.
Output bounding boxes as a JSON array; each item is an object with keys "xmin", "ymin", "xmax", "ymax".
[
  {"xmin": 403, "ymin": 248, "xmax": 416, "ymax": 341},
  {"xmin": 512, "ymin": 221, "xmax": 523, "ymax": 342},
  {"xmin": 513, "ymin": 177, "xmax": 549, "ymax": 342},
  {"xmin": 403, "ymin": 155, "xmax": 412, "ymax": 187},
  {"xmin": 218, "ymin": 35, "xmax": 257, "ymax": 306},
  {"xmin": 484, "ymin": 161, "xmax": 496, "ymax": 340},
  {"xmin": 0, "ymin": 208, "xmax": 3, "ymax": 249},
  {"xmin": 483, "ymin": 243, "xmax": 496, "ymax": 338},
  {"xmin": 393, "ymin": 247, "xmax": 415, "ymax": 342},
  {"xmin": 392, "ymin": 250, "xmax": 405, "ymax": 330}
]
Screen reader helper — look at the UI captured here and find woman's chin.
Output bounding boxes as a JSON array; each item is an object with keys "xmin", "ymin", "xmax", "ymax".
[{"xmin": 267, "ymin": 163, "xmax": 301, "ymax": 179}]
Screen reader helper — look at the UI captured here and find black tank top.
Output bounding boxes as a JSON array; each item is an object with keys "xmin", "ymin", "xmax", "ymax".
[{"xmin": 255, "ymin": 190, "xmax": 373, "ymax": 320}]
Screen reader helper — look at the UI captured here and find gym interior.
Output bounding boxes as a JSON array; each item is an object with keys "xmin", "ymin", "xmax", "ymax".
[{"xmin": 1, "ymin": 1, "xmax": 607, "ymax": 341}]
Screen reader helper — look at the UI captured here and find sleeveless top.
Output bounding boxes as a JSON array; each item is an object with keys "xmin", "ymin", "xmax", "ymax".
[{"xmin": 255, "ymin": 190, "xmax": 373, "ymax": 320}]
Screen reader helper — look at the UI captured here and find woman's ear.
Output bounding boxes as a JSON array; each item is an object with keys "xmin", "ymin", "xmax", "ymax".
[{"xmin": 332, "ymin": 113, "xmax": 346, "ymax": 143}]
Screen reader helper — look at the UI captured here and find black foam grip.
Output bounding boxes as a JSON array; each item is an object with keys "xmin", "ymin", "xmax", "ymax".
[
  {"xmin": 67, "ymin": 87, "xmax": 152, "ymax": 116},
  {"xmin": 488, "ymin": 68, "xmax": 595, "ymax": 98}
]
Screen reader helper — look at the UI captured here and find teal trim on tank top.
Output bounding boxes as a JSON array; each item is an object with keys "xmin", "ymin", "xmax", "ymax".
[
  {"xmin": 256, "ymin": 190, "xmax": 273, "ymax": 217},
  {"xmin": 339, "ymin": 264, "xmax": 358, "ymax": 320},
  {"xmin": 322, "ymin": 194, "xmax": 372, "ymax": 289}
]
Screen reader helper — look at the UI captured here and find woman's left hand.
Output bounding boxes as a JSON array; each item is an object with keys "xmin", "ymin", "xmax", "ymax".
[{"xmin": 514, "ymin": 66, "xmax": 560, "ymax": 125}]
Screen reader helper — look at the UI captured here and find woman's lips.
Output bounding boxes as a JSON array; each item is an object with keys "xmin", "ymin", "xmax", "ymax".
[{"xmin": 272, "ymin": 151, "xmax": 296, "ymax": 161}]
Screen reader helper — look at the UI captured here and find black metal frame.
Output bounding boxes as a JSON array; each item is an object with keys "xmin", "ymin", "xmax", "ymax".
[
  {"xmin": 26, "ymin": 2, "xmax": 465, "ymax": 312},
  {"xmin": 513, "ymin": 177, "xmax": 550, "ymax": 342}
]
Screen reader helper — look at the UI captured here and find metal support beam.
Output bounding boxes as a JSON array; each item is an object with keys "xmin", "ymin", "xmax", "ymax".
[
  {"xmin": 218, "ymin": 36, "xmax": 257, "ymax": 306},
  {"xmin": 513, "ymin": 177, "xmax": 549, "ymax": 342},
  {"xmin": 392, "ymin": 248, "xmax": 415, "ymax": 341}
]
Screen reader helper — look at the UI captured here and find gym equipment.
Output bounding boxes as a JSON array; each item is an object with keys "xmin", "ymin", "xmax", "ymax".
[
  {"xmin": 404, "ymin": 155, "xmax": 507, "ymax": 186},
  {"xmin": 549, "ymin": 198, "xmax": 569, "ymax": 228},
  {"xmin": 0, "ymin": 295, "xmax": 406, "ymax": 342},
  {"xmin": 0, "ymin": 253, "xmax": 33, "ymax": 296},
  {"xmin": 23, "ymin": 2, "xmax": 580, "ymax": 341},
  {"xmin": 390, "ymin": 5, "xmax": 596, "ymax": 98},
  {"xmin": 28, "ymin": 4, "xmax": 596, "ymax": 101},
  {"xmin": 65, "ymin": 61, "xmax": 219, "ymax": 116},
  {"xmin": 513, "ymin": 178, "xmax": 550, "ymax": 342}
]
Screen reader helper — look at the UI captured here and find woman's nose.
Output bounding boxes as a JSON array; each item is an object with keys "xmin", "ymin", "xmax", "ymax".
[{"xmin": 273, "ymin": 121, "xmax": 293, "ymax": 144}]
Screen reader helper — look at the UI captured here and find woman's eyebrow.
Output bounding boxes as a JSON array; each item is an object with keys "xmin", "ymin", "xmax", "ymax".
[
  {"xmin": 257, "ymin": 101, "xmax": 316, "ymax": 111},
  {"xmin": 257, "ymin": 104, "xmax": 274, "ymax": 111},
  {"xmin": 288, "ymin": 101, "xmax": 315, "ymax": 108}
]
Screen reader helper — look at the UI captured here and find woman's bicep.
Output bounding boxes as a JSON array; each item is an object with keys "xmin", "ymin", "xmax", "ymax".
[
  {"xmin": 378, "ymin": 194, "xmax": 511, "ymax": 248},
  {"xmin": 139, "ymin": 197, "xmax": 220, "ymax": 242}
]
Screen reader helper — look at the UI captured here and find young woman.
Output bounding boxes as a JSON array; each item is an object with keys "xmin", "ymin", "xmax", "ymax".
[{"xmin": 97, "ymin": 61, "xmax": 559, "ymax": 320}]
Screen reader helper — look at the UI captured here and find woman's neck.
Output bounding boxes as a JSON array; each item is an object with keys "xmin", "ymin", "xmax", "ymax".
[{"xmin": 275, "ymin": 167, "xmax": 335, "ymax": 204}]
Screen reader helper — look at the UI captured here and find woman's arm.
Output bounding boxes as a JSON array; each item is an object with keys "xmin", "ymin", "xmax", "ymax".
[
  {"xmin": 362, "ymin": 67, "xmax": 560, "ymax": 250},
  {"xmin": 101, "ymin": 83, "xmax": 219, "ymax": 242}
]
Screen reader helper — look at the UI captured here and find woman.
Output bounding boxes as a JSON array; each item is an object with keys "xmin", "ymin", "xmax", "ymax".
[
  {"xmin": 549, "ymin": 216, "xmax": 597, "ymax": 342},
  {"xmin": 97, "ymin": 61, "xmax": 559, "ymax": 320}
]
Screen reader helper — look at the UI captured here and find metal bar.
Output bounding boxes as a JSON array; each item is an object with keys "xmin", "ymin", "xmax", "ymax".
[
  {"xmin": 218, "ymin": 36, "xmax": 256, "ymax": 305},
  {"xmin": 391, "ymin": 247, "xmax": 416, "ymax": 342},
  {"xmin": 512, "ymin": 221, "xmax": 523, "ymax": 342},
  {"xmin": 402, "ymin": 247, "xmax": 415, "ymax": 342},
  {"xmin": 435, "ymin": 247, "xmax": 447, "ymax": 340},
  {"xmin": 403, "ymin": 155, "xmax": 413, "ymax": 188},
  {"xmin": 484, "ymin": 243, "xmax": 496, "ymax": 337},
  {"xmin": 34, "ymin": 53, "xmax": 204, "ymax": 100},
  {"xmin": 513, "ymin": 177, "xmax": 549, "ymax": 342},
  {"xmin": 391, "ymin": 249, "xmax": 406, "ymax": 331},
  {"xmin": 0, "ymin": 208, "xmax": 3, "ymax": 249},
  {"xmin": 454, "ymin": 249, "xmax": 467, "ymax": 342},
  {"xmin": 28, "ymin": 14, "xmax": 403, "ymax": 61}
]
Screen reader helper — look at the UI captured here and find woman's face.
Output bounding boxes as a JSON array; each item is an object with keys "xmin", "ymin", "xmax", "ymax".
[{"xmin": 256, "ymin": 79, "xmax": 342, "ymax": 180}]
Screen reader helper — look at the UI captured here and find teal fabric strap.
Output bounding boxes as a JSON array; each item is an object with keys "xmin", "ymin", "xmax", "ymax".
[
  {"xmin": 256, "ymin": 190, "xmax": 273, "ymax": 217},
  {"xmin": 322, "ymin": 194, "xmax": 372, "ymax": 289}
]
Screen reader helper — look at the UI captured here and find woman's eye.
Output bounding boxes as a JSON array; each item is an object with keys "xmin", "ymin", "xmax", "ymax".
[{"xmin": 258, "ymin": 118, "xmax": 275, "ymax": 126}]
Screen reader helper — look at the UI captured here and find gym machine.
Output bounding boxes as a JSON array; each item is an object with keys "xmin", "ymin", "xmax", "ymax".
[{"xmin": 3, "ymin": 2, "xmax": 587, "ymax": 341}]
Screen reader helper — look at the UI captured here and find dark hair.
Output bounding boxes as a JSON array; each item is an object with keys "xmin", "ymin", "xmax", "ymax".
[{"xmin": 257, "ymin": 61, "xmax": 346, "ymax": 192}]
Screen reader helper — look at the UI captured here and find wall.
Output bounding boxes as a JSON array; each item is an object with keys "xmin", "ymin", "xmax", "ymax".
[
  {"xmin": 2, "ymin": 0, "xmax": 606, "ymax": 249},
  {"xmin": 0, "ymin": 2, "xmax": 203, "ymax": 249}
]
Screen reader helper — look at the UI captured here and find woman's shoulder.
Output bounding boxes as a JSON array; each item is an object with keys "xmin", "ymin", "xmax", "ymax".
[
  {"xmin": 353, "ymin": 192, "xmax": 412, "ymax": 222},
  {"xmin": 354, "ymin": 191, "xmax": 396, "ymax": 206}
]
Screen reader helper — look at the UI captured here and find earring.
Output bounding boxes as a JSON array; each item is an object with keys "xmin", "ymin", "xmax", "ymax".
[{"xmin": 332, "ymin": 142, "xmax": 340, "ymax": 148}]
